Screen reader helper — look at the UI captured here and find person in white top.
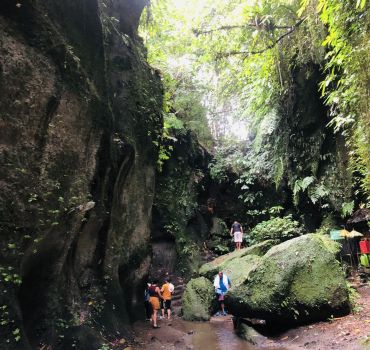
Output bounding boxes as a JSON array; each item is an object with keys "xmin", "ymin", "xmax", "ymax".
[{"xmin": 213, "ymin": 271, "xmax": 231, "ymax": 316}]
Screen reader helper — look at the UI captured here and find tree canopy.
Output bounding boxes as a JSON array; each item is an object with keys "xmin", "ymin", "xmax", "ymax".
[{"xmin": 140, "ymin": 0, "xmax": 369, "ymax": 212}]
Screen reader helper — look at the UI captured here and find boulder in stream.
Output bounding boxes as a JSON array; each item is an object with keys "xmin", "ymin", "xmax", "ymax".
[{"xmin": 182, "ymin": 277, "xmax": 215, "ymax": 321}]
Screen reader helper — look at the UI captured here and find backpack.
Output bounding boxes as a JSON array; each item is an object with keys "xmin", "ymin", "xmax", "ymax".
[{"xmin": 144, "ymin": 289, "xmax": 150, "ymax": 301}]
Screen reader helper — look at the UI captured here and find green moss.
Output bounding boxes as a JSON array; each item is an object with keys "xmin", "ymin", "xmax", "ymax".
[
  {"xmin": 182, "ymin": 277, "xmax": 214, "ymax": 321},
  {"xmin": 290, "ymin": 254, "xmax": 347, "ymax": 308},
  {"xmin": 312, "ymin": 234, "xmax": 341, "ymax": 255},
  {"xmin": 153, "ymin": 132, "xmax": 209, "ymax": 277},
  {"xmin": 228, "ymin": 234, "xmax": 350, "ymax": 323},
  {"xmin": 176, "ymin": 237, "xmax": 202, "ymax": 276},
  {"xmin": 199, "ymin": 241, "xmax": 272, "ymax": 279}
]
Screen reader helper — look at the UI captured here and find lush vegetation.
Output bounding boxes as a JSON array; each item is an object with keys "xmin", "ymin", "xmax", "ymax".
[
  {"xmin": 248, "ymin": 215, "xmax": 304, "ymax": 245},
  {"xmin": 141, "ymin": 0, "xmax": 369, "ymax": 251},
  {"xmin": 311, "ymin": 0, "xmax": 370, "ymax": 202}
]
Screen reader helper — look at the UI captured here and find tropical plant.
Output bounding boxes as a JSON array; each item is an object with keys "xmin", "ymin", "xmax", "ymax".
[
  {"xmin": 142, "ymin": 0, "xmax": 369, "ymax": 221},
  {"xmin": 249, "ymin": 215, "xmax": 305, "ymax": 245}
]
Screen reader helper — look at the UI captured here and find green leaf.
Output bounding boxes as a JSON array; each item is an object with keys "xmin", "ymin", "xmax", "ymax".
[
  {"xmin": 341, "ymin": 201, "xmax": 354, "ymax": 218},
  {"xmin": 301, "ymin": 176, "xmax": 315, "ymax": 191},
  {"xmin": 356, "ymin": 0, "xmax": 366, "ymax": 9}
]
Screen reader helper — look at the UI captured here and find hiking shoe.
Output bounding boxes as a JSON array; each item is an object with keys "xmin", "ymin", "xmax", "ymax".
[
  {"xmin": 222, "ymin": 311, "xmax": 228, "ymax": 316},
  {"xmin": 215, "ymin": 312, "xmax": 221, "ymax": 316}
]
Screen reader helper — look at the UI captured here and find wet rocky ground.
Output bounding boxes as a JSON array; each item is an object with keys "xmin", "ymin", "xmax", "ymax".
[
  {"xmin": 131, "ymin": 282, "xmax": 369, "ymax": 350},
  {"xmin": 272, "ymin": 282, "xmax": 370, "ymax": 350}
]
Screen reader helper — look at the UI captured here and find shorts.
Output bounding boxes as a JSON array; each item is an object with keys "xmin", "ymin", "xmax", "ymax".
[
  {"xmin": 216, "ymin": 290, "xmax": 226, "ymax": 301},
  {"xmin": 234, "ymin": 231, "xmax": 242, "ymax": 243},
  {"xmin": 161, "ymin": 299, "xmax": 171, "ymax": 310},
  {"xmin": 149, "ymin": 296, "xmax": 160, "ymax": 311}
]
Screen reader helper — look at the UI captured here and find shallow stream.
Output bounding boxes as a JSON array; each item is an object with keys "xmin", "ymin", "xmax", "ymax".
[{"xmin": 183, "ymin": 316, "xmax": 288, "ymax": 350}]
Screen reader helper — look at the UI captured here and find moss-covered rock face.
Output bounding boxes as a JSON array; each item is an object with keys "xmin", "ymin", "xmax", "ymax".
[
  {"xmin": 182, "ymin": 277, "xmax": 215, "ymax": 321},
  {"xmin": 0, "ymin": 0, "xmax": 162, "ymax": 348},
  {"xmin": 152, "ymin": 131, "xmax": 212, "ymax": 276},
  {"xmin": 226, "ymin": 234, "xmax": 350, "ymax": 325},
  {"xmin": 199, "ymin": 241, "xmax": 273, "ymax": 280},
  {"xmin": 206, "ymin": 217, "xmax": 230, "ymax": 254}
]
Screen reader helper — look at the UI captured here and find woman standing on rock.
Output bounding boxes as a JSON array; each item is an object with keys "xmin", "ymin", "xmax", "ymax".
[
  {"xmin": 148, "ymin": 280, "xmax": 163, "ymax": 328},
  {"xmin": 230, "ymin": 221, "xmax": 243, "ymax": 250}
]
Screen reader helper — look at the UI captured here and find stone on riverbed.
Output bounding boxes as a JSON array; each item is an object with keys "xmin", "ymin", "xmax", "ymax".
[
  {"xmin": 236, "ymin": 323, "xmax": 268, "ymax": 345},
  {"xmin": 226, "ymin": 234, "xmax": 350, "ymax": 324}
]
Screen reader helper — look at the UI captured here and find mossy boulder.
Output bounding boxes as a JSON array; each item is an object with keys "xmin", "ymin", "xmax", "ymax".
[
  {"xmin": 226, "ymin": 234, "xmax": 350, "ymax": 325},
  {"xmin": 182, "ymin": 277, "xmax": 215, "ymax": 321},
  {"xmin": 199, "ymin": 241, "xmax": 273, "ymax": 280}
]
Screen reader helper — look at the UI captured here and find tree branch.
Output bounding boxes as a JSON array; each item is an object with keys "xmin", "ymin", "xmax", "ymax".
[
  {"xmin": 215, "ymin": 17, "xmax": 306, "ymax": 59},
  {"xmin": 193, "ymin": 22, "xmax": 297, "ymax": 36},
  {"xmin": 193, "ymin": 24, "xmax": 253, "ymax": 36}
]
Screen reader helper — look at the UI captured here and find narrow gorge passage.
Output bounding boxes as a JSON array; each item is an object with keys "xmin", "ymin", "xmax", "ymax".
[{"xmin": 0, "ymin": 0, "xmax": 369, "ymax": 349}]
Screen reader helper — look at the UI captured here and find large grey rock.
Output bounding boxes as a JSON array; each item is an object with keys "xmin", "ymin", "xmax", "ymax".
[{"xmin": 226, "ymin": 234, "xmax": 350, "ymax": 324}]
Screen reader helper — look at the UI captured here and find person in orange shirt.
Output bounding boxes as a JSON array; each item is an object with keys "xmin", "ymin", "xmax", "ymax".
[{"xmin": 161, "ymin": 277, "xmax": 174, "ymax": 320}]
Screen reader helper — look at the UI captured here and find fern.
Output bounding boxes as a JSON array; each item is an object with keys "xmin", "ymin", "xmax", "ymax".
[
  {"xmin": 301, "ymin": 176, "xmax": 315, "ymax": 191},
  {"xmin": 293, "ymin": 176, "xmax": 316, "ymax": 205},
  {"xmin": 341, "ymin": 201, "xmax": 354, "ymax": 218},
  {"xmin": 308, "ymin": 183, "xmax": 329, "ymax": 204}
]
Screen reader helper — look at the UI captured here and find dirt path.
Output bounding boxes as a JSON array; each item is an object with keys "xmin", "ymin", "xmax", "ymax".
[
  {"xmin": 131, "ymin": 283, "xmax": 370, "ymax": 350},
  {"xmin": 272, "ymin": 283, "xmax": 370, "ymax": 350},
  {"xmin": 132, "ymin": 317, "xmax": 193, "ymax": 350}
]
